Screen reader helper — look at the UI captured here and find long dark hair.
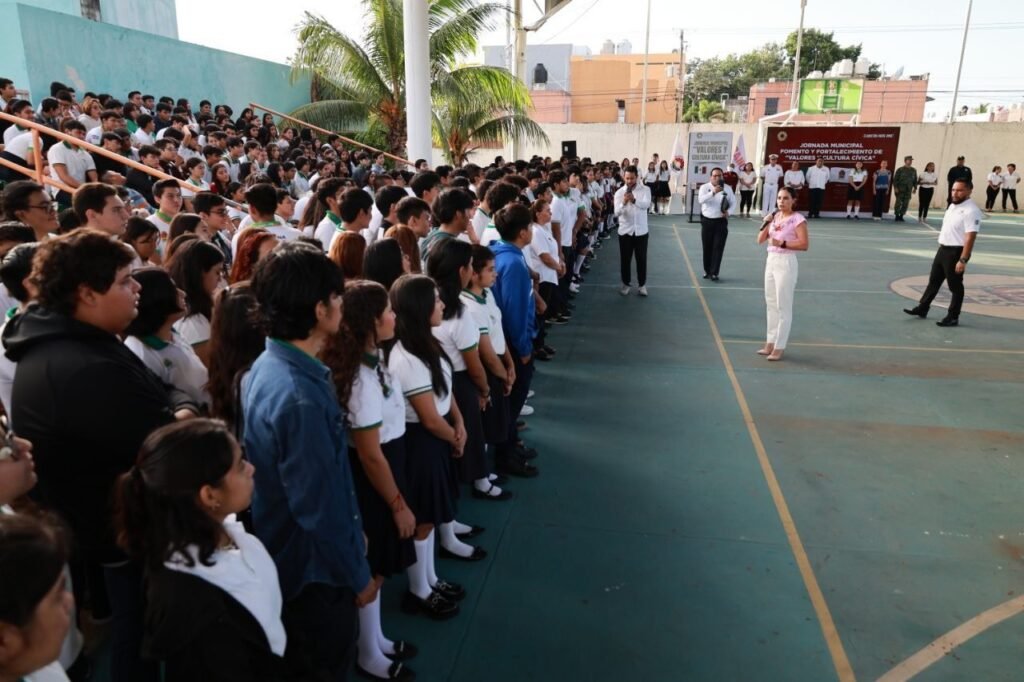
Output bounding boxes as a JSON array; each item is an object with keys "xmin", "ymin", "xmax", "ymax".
[
  {"xmin": 205, "ymin": 283, "xmax": 265, "ymax": 429},
  {"xmin": 322, "ymin": 280, "xmax": 390, "ymax": 407},
  {"xmin": 115, "ymin": 419, "xmax": 236, "ymax": 571},
  {"xmin": 425, "ymin": 238, "xmax": 471, "ymax": 321},
  {"xmin": 362, "ymin": 237, "xmax": 405, "ymax": 291},
  {"xmin": 167, "ymin": 239, "xmax": 224, "ymax": 320},
  {"xmin": 124, "ymin": 267, "xmax": 184, "ymax": 338},
  {"xmin": 389, "ymin": 274, "xmax": 450, "ymax": 398},
  {"xmin": 0, "ymin": 514, "xmax": 69, "ymax": 628}
]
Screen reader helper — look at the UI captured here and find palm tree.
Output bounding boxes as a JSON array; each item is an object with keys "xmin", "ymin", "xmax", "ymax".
[
  {"xmin": 289, "ymin": 0, "xmax": 547, "ymax": 162},
  {"xmin": 682, "ymin": 99, "xmax": 728, "ymax": 123}
]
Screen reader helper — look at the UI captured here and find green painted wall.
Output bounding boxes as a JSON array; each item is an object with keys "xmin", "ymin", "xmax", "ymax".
[
  {"xmin": 9, "ymin": 3, "xmax": 310, "ymax": 116},
  {"xmin": 0, "ymin": 5, "xmax": 30, "ymax": 95}
]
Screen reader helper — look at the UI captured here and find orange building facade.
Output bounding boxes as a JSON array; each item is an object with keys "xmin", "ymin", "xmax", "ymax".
[{"xmin": 567, "ymin": 53, "xmax": 682, "ymax": 124}]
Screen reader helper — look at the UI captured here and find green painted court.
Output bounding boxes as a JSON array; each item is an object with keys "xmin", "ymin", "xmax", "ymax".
[{"xmin": 384, "ymin": 209, "xmax": 1024, "ymax": 681}]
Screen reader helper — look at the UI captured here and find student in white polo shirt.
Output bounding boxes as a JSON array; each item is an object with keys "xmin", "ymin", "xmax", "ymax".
[
  {"xmin": 324, "ymin": 186, "xmax": 374, "ymax": 254},
  {"xmin": 47, "ymin": 120, "xmax": 97, "ymax": 208},
  {"xmin": 903, "ymin": 178, "xmax": 982, "ymax": 327}
]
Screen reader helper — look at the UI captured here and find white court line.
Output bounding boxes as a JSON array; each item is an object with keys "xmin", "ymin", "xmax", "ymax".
[{"xmin": 592, "ymin": 283, "xmax": 891, "ymax": 294}]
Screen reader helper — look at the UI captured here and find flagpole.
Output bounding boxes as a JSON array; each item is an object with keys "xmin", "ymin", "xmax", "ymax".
[
  {"xmin": 949, "ymin": 0, "xmax": 972, "ymax": 123},
  {"xmin": 639, "ymin": 0, "xmax": 652, "ymax": 163},
  {"xmin": 790, "ymin": 0, "xmax": 807, "ymax": 111}
]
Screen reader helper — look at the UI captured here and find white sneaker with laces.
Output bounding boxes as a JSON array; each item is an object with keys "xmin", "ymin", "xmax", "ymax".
[
  {"xmin": 620, "ymin": 285, "xmax": 630, "ymax": 296},
  {"xmin": 638, "ymin": 286, "xmax": 648, "ymax": 297},
  {"xmin": 527, "ymin": 390, "xmax": 535, "ymax": 399},
  {"xmin": 519, "ymin": 404, "xmax": 534, "ymax": 417}
]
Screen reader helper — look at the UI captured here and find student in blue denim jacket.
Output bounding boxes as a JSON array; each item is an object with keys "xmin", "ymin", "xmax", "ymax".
[{"xmin": 242, "ymin": 242, "xmax": 375, "ymax": 681}]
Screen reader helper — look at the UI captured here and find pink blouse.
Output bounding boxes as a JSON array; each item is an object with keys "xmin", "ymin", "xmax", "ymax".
[{"xmin": 767, "ymin": 212, "xmax": 804, "ymax": 254}]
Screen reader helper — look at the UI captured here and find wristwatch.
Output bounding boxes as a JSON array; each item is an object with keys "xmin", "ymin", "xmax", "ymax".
[{"xmin": 959, "ymin": 257, "xmax": 969, "ymax": 264}]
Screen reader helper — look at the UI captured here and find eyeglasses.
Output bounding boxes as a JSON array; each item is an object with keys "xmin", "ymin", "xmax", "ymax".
[
  {"xmin": 27, "ymin": 202, "xmax": 58, "ymax": 213},
  {"xmin": 210, "ymin": 208, "xmax": 230, "ymax": 216}
]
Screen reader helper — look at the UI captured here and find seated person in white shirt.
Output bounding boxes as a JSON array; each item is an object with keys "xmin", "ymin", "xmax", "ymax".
[
  {"xmin": 325, "ymin": 187, "xmax": 374, "ymax": 254},
  {"xmin": 85, "ymin": 109, "xmax": 124, "ymax": 146},
  {"xmin": 232, "ymin": 183, "xmax": 302, "ymax": 255},
  {"xmin": 132, "ymin": 114, "xmax": 157, "ymax": 147},
  {"xmin": 113, "ymin": 419, "xmax": 304, "ymax": 681}
]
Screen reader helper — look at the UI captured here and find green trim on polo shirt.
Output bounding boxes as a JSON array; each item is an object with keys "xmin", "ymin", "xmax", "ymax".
[
  {"xmin": 251, "ymin": 220, "xmax": 278, "ymax": 229},
  {"xmin": 460, "ymin": 289, "xmax": 486, "ymax": 304},
  {"xmin": 350, "ymin": 421, "xmax": 383, "ymax": 432},
  {"xmin": 5, "ymin": 307, "xmax": 18, "ymax": 322},
  {"xmin": 403, "ymin": 385, "xmax": 433, "ymax": 397},
  {"xmin": 458, "ymin": 342, "xmax": 479, "ymax": 352},
  {"xmin": 141, "ymin": 335, "xmax": 170, "ymax": 350},
  {"xmin": 155, "ymin": 211, "xmax": 174, "ymax": 223},
  {"xmin": 326, "ymin": 210, "xmax": 342, "ymax": 227},
  {"xmin": 360, "ymin": 352, "xmax": 379, "ymax": 369}
]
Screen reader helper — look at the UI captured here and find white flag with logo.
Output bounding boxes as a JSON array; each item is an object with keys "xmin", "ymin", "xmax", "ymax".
[{"xmin": 732, "ymin": 133, "xmax": 747, "ymax": 169}]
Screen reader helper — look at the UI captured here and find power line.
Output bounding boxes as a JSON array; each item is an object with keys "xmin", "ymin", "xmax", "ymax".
[{"xmin": 538, "ymin": 0, "xmax": 603, "ymax": 44}]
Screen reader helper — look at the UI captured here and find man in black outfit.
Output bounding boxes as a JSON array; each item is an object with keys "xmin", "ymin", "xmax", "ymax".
[
  {"xmin": 4, "ymin": 229, "xmax": 198, "ymax": 681},
  {"xmin": 946, "ymin": 155, "xmax": 972, "ymax": 205}
]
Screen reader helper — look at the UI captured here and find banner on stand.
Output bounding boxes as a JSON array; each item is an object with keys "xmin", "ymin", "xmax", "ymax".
[
  {"xmin": 764, "ymin": 126, "xmax": 901, "ymax": 216},
  {"xmin": 687, "ymin": 131, "xmax": 733, "ymax": 189}
]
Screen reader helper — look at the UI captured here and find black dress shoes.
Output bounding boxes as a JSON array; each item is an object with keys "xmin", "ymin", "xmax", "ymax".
[
  {"xmin": 497, "ymin": 457, "xmax": 539, "ymax": 478},
  {"xmin": 385, "ymin": 641, "xmax": 419, "ymax": 661},
  {"xmin": 710, "ymin": 275, "xmax": 719, "ymax": 282},
  {"xmin": 355, "ymin": 660, "xmax": 415, "ymax": 681},
  {"xmin": 936, "ymin": 317, "xmax": 959, "ymax": 327},
  {"xmin": 400, "ymin": 590, "xmax": 459, "ymax": 620},
  {"xmin": 454, "ymin": 524, "xmax": 485, "ymax": 540},
  {"xmin": 439, "ymin": 545, "xmax": 487, "ymax": 562},
  {"xmin": 431, "ymin": 579, "xmax": 466, "ymax": 601},
  {"xmin": 903, "ymin": 307, "xmax": 927, "ymax": 318}
]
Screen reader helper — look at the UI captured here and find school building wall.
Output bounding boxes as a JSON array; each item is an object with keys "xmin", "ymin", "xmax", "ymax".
[
  {"xmin": 485, "ymin": 121, "xmax": 1024, "ymax": 209},
  {"xmin": 0, "ymin": 2, "xmax": 310, "ymax": 117}
]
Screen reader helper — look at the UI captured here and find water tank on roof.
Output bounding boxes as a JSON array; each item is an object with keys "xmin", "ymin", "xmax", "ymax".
[
  {"xmin": 616, "ymin": 39, "xmax": 632, "ymax": 55},
  {"xmin": 601, "ymin": 39, "xmax": 615, "ymax": 55},
  {"xmin": 854, "ymin": 58, "xmax": 871, "ymax": 76},
  {"xmin": 834, "ymin": 59, "xmax": 854, "ymax": 77},
  {"xmin": 534, "ymin": 63, "xmax": 549, "ymax": 87}
]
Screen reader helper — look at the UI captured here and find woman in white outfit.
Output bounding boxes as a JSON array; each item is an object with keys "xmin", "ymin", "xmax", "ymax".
[{"xmin": 756, "ymin": 187, "xmax": 809, "ymax": 362}]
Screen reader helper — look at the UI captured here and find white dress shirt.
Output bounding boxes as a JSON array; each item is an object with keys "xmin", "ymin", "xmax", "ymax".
[
  {"xmin": 697, "ymin": 182, "xmax": 737, "ymax": 219},
  {"xmin": 806, "ymin": 165, "xmax": 830, "ymax": 190},
  {"xmin": 784, "ymin": 169, "xmax": 805, "ymax": 188},
  {"xmin": 760, "ymin": 163, "xmax": 784, "ymax": 185},
  {"xmin": 613, "ymin": 183, "xmax": 651, "ymax": 237}
]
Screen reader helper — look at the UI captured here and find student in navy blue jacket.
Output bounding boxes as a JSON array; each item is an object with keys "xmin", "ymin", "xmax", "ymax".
[{"xmin": 488, "ymin": 204, "xmax": 540, "ymax": 478}]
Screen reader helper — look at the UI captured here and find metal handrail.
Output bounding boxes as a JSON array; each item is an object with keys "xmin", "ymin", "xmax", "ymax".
[
  {"xmin": 0, "ymin": 112, "xmax": 245, "ymax": 209},
  {"xmin": 250, "ymin": 102, "xmax": 414, "ymax": 168}
]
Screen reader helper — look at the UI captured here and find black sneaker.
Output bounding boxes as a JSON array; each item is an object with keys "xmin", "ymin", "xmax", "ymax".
[
  {"xmin": 542, "ymin": 345, "xmax": 557, "ymax": 355},
  {"xmin": 903, "ymin": 307, "xmax": 927, "ymax": 319},
  {"xmin": 936, "ymin": 317, "xmax": 959, "ymax": 327},
  {"xmin": 401, "ymin": 590, "xmax": 459, "ymax": 620}
]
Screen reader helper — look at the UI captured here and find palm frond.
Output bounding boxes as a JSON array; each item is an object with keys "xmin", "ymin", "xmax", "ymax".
[
  {"xmin": 428, "ymin": 2, "xmax": 507, "ymax": 67},
  {"xmin": 465, "ymin": 113, "xmax": 548, "ymax": 147},
  {"xmin": 291, "ymin": 13, "xmax": 392, "ymax": 105},
  {"xmin": 288, "ymin": 100, "xmax": 372, "ymax": 134},
  {"xmin": 433, "ymin": 66, "xmax": 533, "ymax": 111}
]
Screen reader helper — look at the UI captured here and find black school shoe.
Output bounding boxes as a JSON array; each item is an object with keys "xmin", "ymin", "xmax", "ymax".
[
  {"xmin": 431, "ymin": 579, "xmax": 466, "ymax": 602},
  {"xmin": 384, "ymin": 641, "xmax": 419, "ymax": 661},
  {"xmin": 936, "ymin": 317, "xmax": 959, "ymax": 327},
  {"xmin": 355, "ymin": 660, "xmax": 415, "ymax": 681},
  {"xmin": 497, "ymin": 457, "xmax": 539, "ymax": 478},
  {"xmin": 903, "ymin": 307, "xmax": 927, "ymax": 319},
  {"xmin": 400, "ymin": 590, "xmax": 459, "ymax": 620},
  {"xmin": 439, "ymin": 545, "xmax": 487, "ymax": 562},
  {"xmin": 454, "ymin": 524, "xmax": 485, "ymax": 540}
]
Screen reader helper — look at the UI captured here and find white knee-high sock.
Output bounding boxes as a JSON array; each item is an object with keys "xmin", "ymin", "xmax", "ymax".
[
  {"xmin": 439, "ymin": 521, "xmax": 473, "ymax": 558},
  {"xmin": 357, "ymin": 594, "xmax": 394, "ymax": 676},
  {"xmin": 407, "ymin": 538, "xmax": 431, "ymax": 599},
  {"xmin": 451, "ymin": 519, "xmax": 473, "ymax": 534},
  {"xmin": 372, "ymin": 585, "xmax": 396, "ymax": 655},
  {"xmin": 425, "ymin": 529, "xmax": 440, "ymax": 585}
]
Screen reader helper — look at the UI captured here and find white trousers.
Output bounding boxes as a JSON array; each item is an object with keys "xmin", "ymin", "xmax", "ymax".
[
  {"xmin": 764, "ymin": 253, "xmax": 798, "ymax": 349},
  {"xmin": 761, "ymin": 183, "xmax": 778, "ymax": 215}
]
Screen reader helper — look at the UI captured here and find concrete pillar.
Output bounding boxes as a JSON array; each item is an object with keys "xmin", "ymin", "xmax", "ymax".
[{"xmin": 403, "ymin": 0, "xmax": 432, "ymax": 164}]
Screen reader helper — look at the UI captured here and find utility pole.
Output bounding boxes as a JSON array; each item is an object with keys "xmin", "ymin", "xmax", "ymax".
[
  {"xmin": 639, "ymin": 0, "xmax": 652, "ymax": 162},
  {"xmin": 677, "ymin": 29, "xmax": 686, "ymax": 123},
  {"xmin": 789, "ymin": 0, "xmax": 807, "ymax": 111},
  {"xmin": 950, "ymin": 0, "xmax": 972, "ymax": 124},
  {"xmin": 511, "ymin": 0, "xmax": 526, "ymax": 161}
]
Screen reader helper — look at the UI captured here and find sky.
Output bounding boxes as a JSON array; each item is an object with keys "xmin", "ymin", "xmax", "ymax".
[{"xmin": 176, "ymin": 0, "xmax": 1024, "ymax": 118}]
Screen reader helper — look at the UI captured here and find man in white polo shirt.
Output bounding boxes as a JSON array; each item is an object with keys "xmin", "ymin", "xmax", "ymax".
[{"xmin": 903, "ymin": 179, "xmax": 981, "ymax": 327}]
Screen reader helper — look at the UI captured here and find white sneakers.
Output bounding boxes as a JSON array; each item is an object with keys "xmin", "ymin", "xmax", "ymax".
[
  {"xmin": 620, "ymin": 285, "xmax": 631, "ymax": 296},
  {"xmin": 520, "ymin": 404, "xmax": 534, "ymax": 416},
  {"xmin": 570, "ymin": 282, "xmax": 581, "ymax": 294},
  {"xmin": 638, "ymin": 286, "xmax": 649, "ymax": 297}
]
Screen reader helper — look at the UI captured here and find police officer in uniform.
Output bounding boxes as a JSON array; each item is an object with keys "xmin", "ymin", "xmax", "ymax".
[
  {"xmin": 892, "ymin": 155, "xmax": 917, "ymax": 222},
  {"xmin": 946, "ymin": 155, "xmax": 972, "ymax": 205},
  {"xmin": 759, "ymin": 154, "xmax": 784, "ymax": 216},
  {"xmin": 903, "ymin": 179, "xmax": 981, "ymax": 327}
]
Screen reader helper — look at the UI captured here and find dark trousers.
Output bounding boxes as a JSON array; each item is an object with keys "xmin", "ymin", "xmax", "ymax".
[
  {"xmin": 618, "ymin": 233, "xmax": 649, "ymax": 286},
  {"xmin": 497, "ymin": 354, "xmax": 534, "ymax": 461},
  {"xmin": 558, "ymin": 245, "xmax": 574, "ymax": 298},
  {"xmin": 985, "ymin": 186, "xmax": 999, "ymax": 210},
  {"xmin": 700, "ymin": 216, "xmax": 728, "ymax": 277},
  {"xmin": 809, "ymin": 188, "xmax": 825, "ymax": 217},
  {"xmin": 1001, "ymin": 188, "xmax": 1018, "ymax": 210},
  {"xmin": 739, "ymin": 190, "xmax": 754, "ymax": 214},
  {"xmin": 872, "ymin": 188, "xmax": 888, "ymax": 217},
  {"xmin": 103, "ymin": 561, "xmax": 158, "ymax": 682},
  {"xmin": 918, "ymin": 187, "xmax": 934, "ymax": 219},
  {"xmin": 282, "ymin": 583, "xmax": 358, "ymax": 682},
  {"xmin": 918, "ymin": 245, "xmax": 966, "ymax": 320}
]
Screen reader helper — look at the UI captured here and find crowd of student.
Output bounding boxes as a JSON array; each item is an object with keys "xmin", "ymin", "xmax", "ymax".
[{"xmin": 0, "ymin": 80, "xmax": 642, "ymax": 682}]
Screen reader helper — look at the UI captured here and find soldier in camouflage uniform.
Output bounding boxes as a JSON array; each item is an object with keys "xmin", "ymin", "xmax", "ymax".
[{"xmin": 893, "ymin": 155, "xmax": 918, "ymax": 222}]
